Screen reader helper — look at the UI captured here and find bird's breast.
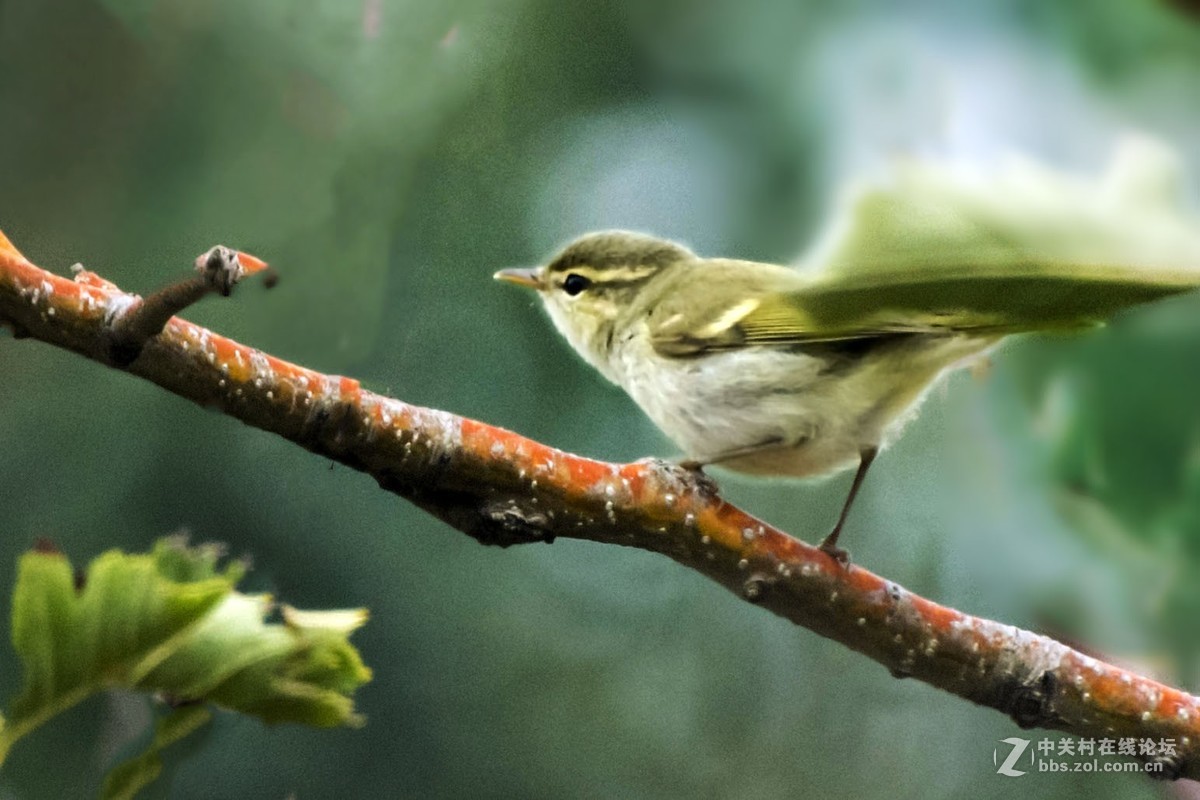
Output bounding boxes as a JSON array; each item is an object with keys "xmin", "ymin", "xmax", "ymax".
[
  {"xmin": 610, "ymin": 334, "xmax": 850, "ymax": 474},
  {"xmin": 608, "ymin": 331, "xmax": 994, "ymax": 479}
]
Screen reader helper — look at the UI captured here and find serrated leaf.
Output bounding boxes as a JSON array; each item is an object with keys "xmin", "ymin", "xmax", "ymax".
[
  {"xmin": 2, "ymin": 544, "xmax": 231, "ymax": 757},
  {"xmin": 139, "ymin": 595, "xmax": 372, "ymax": 727},
  {"xmin": 0, "ymin": 538, "xmax": 371, "ymax": 797}
]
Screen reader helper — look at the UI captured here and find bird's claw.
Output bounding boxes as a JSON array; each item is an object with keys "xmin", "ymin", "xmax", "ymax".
[
  {"xmin": 634, "ymin": 457, "xmax": 722, "ymax": 498},
  {"xmin": 818, "ymin": 540, "xmax": 851, "ymax": 568},
  {"xmin": 674, "ymin": 459, "xmax": 721, "ymax": 496}
]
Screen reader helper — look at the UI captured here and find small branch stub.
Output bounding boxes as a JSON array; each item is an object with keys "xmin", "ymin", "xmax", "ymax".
[
  {"xmin": 195, "ymin": 245, "xmax": 270, "ymax": 297},
  {"xmin": 106, "ymin": 246, "xmax": 272, "ymax": 365}
]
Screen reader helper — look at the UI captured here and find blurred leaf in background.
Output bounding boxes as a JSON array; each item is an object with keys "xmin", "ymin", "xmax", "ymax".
[
  {"xmin": 2, "ymin": 0, "xmax": 1200, "ymax": 797},
  {"xmin": 0, "ymin": 538, "xmax": 369, "ymax": 798}
]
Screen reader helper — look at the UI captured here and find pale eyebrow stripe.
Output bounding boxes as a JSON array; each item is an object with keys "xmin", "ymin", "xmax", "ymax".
[{"xmin": 549, "ymin": 265, "xmax": 661, "ymax": 286}]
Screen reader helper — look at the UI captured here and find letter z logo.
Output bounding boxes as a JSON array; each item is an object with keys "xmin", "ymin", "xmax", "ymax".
[{"xmin": 995, "ymin": 737, "xmax": 1031, "ymax": 777}]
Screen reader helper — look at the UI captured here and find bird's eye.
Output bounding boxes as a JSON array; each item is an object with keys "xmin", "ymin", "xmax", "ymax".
[{"xmin": 562, "ymin": 273, "xmax": 591, "ymax": 296}]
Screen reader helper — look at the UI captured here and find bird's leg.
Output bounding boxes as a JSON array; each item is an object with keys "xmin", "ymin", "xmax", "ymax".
[
  {"xmin": 819, "ymin": 446, "xmax": 878, "ymax": 566},
  {"xmin": 667, "ymin": 458, "xmax": 721, "ymax": 496},
  {"xmin": 678, "ymin": 436, "xmax": 786, "ymax": 472},
  {"xmin": 673, "ymin": 438, "xmax": 787, "ymax": 497}
]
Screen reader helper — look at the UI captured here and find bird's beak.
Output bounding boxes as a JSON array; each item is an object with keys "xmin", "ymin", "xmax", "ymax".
[{"xmin": 493, "ymin": 267, "xmax": 544, "ymax": 290}]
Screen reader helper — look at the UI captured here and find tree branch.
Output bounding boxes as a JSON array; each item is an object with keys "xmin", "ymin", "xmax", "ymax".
[{"xmin": 1, "ymin": 231, "xmax": 1197, "ymax": 780}]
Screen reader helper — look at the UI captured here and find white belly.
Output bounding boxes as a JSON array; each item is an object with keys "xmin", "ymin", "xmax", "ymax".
[{"xmin": 611, "ymin": 333, "xmax": 993, "ymax": 478}]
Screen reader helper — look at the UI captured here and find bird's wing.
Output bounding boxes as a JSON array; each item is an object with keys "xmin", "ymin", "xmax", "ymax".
[{"xmin": 652, "ymin": 139, "xmax": 1200, "ymax": 357}]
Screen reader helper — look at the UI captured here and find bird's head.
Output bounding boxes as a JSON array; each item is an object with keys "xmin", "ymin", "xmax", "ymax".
[{"xmin": 495, "ymin": 230, "xmax": 693, "ymax": 375}]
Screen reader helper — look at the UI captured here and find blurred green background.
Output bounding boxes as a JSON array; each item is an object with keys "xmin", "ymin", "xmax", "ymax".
[{"xmin": 3, "ymin": 0, "xmax": 1200, "ymax": 797}]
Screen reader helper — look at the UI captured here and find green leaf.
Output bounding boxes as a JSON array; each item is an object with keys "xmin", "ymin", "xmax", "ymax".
[
  {"xmin": 0, "ymin": 538, "xmax": 371, "ymax": 797},
  {"xmin": 139, "ymin": 598, "xmax": 371, "ymax": 728},
  {"xmin": 788, "ymin": 138, "xmax": 1200, "ymax": 337},
  {"xmin": 1, "ymin": 541, "xmax": 232, "ymax": 758}
]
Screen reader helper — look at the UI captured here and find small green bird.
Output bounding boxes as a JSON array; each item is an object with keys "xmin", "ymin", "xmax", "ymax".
[{"xmin": 496, "ymin": 141, "xmax": 1200, "ymax": 563}]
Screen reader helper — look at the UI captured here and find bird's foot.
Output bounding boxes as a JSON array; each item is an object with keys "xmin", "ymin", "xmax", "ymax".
[
  {"xmin": 635, "ymin": 457, "xmax": 722, "ymax": 498},
  {"xmin": 818, "ymin": 536, "xmax": 851, "ymax": 568},
  {"xmin": 674, "ymin": 458, "xmax": 722, "ymax": 496}
]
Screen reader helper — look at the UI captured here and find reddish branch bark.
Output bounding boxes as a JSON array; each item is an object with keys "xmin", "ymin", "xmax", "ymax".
[{"xmin": 1, "ymin": 231, "xmax": 1198, "ymax": 780}]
